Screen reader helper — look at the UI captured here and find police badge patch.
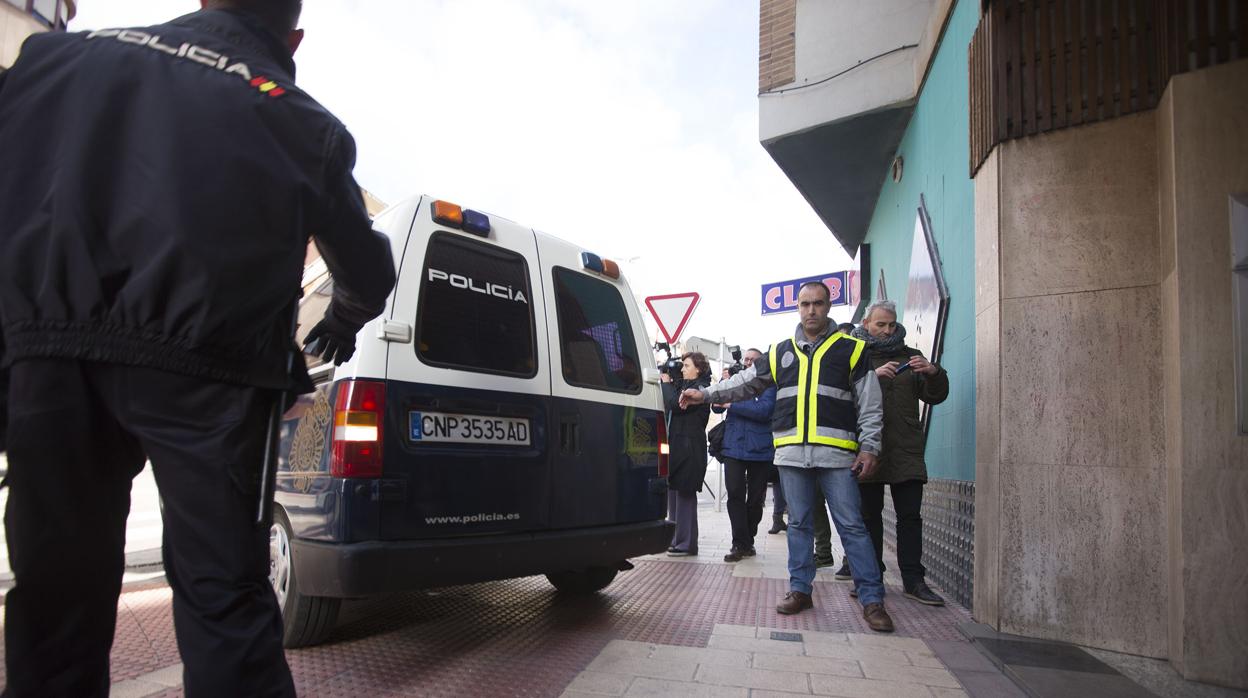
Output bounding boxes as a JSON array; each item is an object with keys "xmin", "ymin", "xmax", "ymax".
[{"xmin": 781, "ymin": 351, "xmax": 795, "ymax": 369}]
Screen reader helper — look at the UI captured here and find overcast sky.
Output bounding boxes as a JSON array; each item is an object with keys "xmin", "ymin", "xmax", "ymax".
[{"xmin": 69, "ymin": 1, "xmax": 856, "ymax": 358}]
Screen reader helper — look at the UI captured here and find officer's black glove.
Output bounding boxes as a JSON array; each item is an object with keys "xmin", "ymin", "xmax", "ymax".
[{"xmin": 303, "ymin": 316, "xmax": 359, "ymax": 366}]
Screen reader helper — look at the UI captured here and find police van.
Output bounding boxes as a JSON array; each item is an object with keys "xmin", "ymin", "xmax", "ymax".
[{"xmin": 271, "ymin": 195, "xmax": 673, "ymax": 647}]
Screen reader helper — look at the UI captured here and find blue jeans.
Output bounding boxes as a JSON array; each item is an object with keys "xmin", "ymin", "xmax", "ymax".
[{"xmin": 778, "ymin": 465, "xmax": 884, "ymax": 605}]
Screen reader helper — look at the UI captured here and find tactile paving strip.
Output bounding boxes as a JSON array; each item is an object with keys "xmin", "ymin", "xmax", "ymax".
[
  {"xmin": 1, "ymin": 559, "xmax": 971, "ymax": 696},
  {"xmin": 0, "ymin": 579, "xmax": 180, "ymax": 687}
]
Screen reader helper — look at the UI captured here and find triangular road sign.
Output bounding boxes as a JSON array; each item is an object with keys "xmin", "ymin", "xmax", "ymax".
[{"xmin": 644, "ymin": 292, "xmax": 700, "ymax": 344}]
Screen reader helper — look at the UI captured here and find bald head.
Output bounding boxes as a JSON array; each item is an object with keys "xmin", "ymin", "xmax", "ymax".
[{"xmin": 202, "ymin": 0, "xmax": 302, "ymax": 36}]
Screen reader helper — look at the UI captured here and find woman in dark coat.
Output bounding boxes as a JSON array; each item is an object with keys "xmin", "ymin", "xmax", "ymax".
[{"xmin": 660, "ymin": 352, "xmax": 712, "ymax": 555}]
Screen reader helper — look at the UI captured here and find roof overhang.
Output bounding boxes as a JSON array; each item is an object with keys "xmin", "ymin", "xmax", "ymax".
[{"xmin": 761, "ymin": 105, "xmax": 913, "ymax": 256}]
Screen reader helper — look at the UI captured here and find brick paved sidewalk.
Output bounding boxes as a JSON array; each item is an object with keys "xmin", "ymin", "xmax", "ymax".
[{"xmin": 2, "ymin": 498, "xmax": 1006, "ymax": 697}]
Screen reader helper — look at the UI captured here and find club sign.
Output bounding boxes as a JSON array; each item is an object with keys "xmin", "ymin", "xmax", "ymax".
[{"xmin": 760, "ymin": 271, "xmax": 851, "ymax": 315}]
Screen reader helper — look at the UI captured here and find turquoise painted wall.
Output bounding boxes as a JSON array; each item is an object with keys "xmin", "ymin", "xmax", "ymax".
[{"xmin": 861, "ymin": 0, "xmax": 978, "ymax": 482}]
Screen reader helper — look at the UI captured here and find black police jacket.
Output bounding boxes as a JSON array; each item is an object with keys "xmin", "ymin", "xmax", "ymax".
[{"xmin": 0, "ymin": 10, "xmax": 395, "ymax": 391}]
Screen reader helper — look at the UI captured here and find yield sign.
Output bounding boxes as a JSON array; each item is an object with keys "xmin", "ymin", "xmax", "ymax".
[{"xmin": 644, "ymin": 292, "xmax": 700, "ymax": 344}]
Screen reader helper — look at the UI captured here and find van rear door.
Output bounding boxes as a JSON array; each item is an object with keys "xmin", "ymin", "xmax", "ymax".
[
  {"xmin": 537, "ymin": 239, "xmax": 667, "ymax": 529},
  {"xmin": 381, "ymin": 199, "xmax": 552, "ymax": 539}
]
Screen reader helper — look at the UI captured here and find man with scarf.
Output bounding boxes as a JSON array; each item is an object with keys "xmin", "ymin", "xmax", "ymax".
[{"xmin": 838, "ymin": 299, "xmax": 949, "ymax": 606}]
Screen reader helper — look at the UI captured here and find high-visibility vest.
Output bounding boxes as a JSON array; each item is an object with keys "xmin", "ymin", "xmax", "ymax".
[{"xmin": 768, "ymin": 332, "xmax": 867, "ymax": 452}]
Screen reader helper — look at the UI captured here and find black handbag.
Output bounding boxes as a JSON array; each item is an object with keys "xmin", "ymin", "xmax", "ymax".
[{"xmin": 707, "ymin": 420, "xmax": 725, "ymax": 461}]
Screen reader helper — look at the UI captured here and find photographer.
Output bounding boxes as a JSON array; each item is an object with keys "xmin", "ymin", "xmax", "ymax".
[
  {"xmin": 713, "ymin": 349, "xmax": 776, "ymax": 562},
  {"xmin": 660, "ymin": 352, "xmax": 712, "ymax": 556}
]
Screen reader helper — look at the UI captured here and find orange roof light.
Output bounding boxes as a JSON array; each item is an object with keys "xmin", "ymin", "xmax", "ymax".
[
  {"xmin": 432, "ymin": 200, "xmax": 463, "ymax": 228},
  {"xmin": 581, "ymin": 252, "xmax": 622, "ymax": 281}
]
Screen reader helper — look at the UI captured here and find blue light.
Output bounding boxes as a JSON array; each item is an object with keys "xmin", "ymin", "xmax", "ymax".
[
  {"xmin": 462, "ymin": 209, "xmax": 491, "ymax": 236},
  {"xmin": 581, "ymin": 252, "xmax": 604, "ymax": 273}
]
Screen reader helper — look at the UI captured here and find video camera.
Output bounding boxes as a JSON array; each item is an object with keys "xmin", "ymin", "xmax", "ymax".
[
  {"xmin": 655, "ymin": 342, "xmax": 683, "ymax": 382},
  {"xmin": 726, "ymin": 346, "xmax": 745, "ymax": 377}
]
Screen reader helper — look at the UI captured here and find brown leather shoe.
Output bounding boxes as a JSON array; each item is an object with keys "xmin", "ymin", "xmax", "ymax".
[
  {"xmin": 776, "ymin": 591, "xmax": 813, "ymax": 615},
  {"xmin": 863, "ymin": 602, "xmax": 895, "ymax": 632}
]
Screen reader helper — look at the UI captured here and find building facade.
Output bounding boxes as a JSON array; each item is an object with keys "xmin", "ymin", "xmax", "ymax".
[
  {"xmin": 761, "ymin": 0, "xmax": 1247, "ymax": 689},
  {"xmin": 760, "ymin": 0, "xmax": 979, "ymax": 610},
  {"xmin": 1, "ymin": 0, "xmax": 74, "ymax": 68}
]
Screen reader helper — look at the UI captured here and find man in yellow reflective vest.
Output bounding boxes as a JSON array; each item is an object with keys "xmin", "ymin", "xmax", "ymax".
[{"xmin": 680, "ymin": 282, "xmax": 894, "ymax": 632}]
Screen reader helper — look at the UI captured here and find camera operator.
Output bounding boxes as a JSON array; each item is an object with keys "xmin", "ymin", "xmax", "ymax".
[
  {"xmin": 660, "ymin": 352, "xmax": 712, "ymax": 556},
  {"xmin": 713, "ymin": 348, "xmax": 776, "ymax": 562}
]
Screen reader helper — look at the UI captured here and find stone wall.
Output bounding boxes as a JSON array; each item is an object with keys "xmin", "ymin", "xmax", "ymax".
[
  {"xmin": 975, "ymin": 112, "xmax": 1169, "ymax": 658},
  {"xmin": 1157, "ymin": 59, "xmax": 1248, "ymax": 690},
  {"xmin": 976, "ymin": 58, "xmax": 1248, "ymax": 689}
]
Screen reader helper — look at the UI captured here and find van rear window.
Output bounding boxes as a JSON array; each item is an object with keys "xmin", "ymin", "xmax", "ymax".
[
  {"xmin": 415, "ymin": 233, "xmax": 537, "ymax": 377},
  {"xmin": 553, "ymin": 267, "xmax": 642, "ymax": 394}
]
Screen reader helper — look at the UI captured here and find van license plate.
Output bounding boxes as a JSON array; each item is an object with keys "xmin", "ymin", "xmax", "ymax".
[{"xmin": 408, "ymin": 412, "xmax": 531, "ymax": 446}]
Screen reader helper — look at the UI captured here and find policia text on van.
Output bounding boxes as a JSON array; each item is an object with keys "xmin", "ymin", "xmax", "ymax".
[{"xmin": 270, "ymin": 195, "xmax": 673, "ymax": 647}]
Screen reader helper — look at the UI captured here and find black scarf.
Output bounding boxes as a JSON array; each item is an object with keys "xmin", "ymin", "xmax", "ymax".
[
  {"xmin": 851, "ymin": 323, "xmax": 907, "ymax": 354},
  {"xmin": 678, "ymin": 374, "xmax": 712, "ymax": 392}
]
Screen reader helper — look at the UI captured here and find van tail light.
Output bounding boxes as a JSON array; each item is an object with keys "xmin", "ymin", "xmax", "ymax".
[
  {"xmin": 330, "ymin": 379, "xmax": 386, "ymax": 478},
  {"xmin": 656, "ymin": 416, "xmax": 669, "ymax": 478}
]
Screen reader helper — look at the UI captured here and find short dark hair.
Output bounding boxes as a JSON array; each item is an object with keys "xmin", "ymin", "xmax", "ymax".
[
  {"xmin": 837, "ymin": 322, "xmax": 856, "ymax": 333},
  {"xmin": 681, "ymin": 352, "xmax": 711, "ymax": 378},
  {"xmin": 797, "ymin": 280, "xmax": 830, "ymax": 301},
  {"xmin": 206, "ymin": 0, "xmax": 302, "ymax": 35}
]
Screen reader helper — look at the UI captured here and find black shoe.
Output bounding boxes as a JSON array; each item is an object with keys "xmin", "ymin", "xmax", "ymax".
[
  {"xmin": 768, "ymin": 517, "xmax": 787, "ymax": 534},
  {"xmin": 667, "ymin": 547, "xmax": 694, "ymax": 557},
  {"xmin": 743, "ymin": 547, "xmax": 757, "ymax": 557},
  {"xmin": 849, "ymin": 587, "xmax": 857, "ymax": 598},
  {"xmin": 723, "ymin": 547, "xmax": 746, "ymax": 562},
  {"xmin": 814, "ymin": 556, "xmax": 836, "ymax": 568},
  {"xmin": 833, "ymin": 561, "xmax": 852, "ymax": 580},
  {"xmin": 904, "ymin": 581, "xmax": 945, "ymax": 606}
]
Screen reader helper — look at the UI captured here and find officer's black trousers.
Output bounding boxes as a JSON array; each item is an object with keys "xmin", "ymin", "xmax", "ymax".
[{"xmin": 2, "ymin": 359, "xmax": 295, "ymax": 698}]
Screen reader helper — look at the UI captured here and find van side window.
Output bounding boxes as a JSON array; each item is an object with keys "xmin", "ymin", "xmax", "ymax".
[
  {"xmin": 415, "ymin": 232, "xmax": 537, "ymax": 377},
  {"xmin": 296, "ymin": 276, "xmax": 334, "ymax": 371},
  {"xmin": 552, "ymin": 267, "xmax": 642, "ymax": 394}
]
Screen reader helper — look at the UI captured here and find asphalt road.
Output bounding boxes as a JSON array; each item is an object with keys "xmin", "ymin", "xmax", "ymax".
[{"xmin": 0, "ymin": 454, "xmax": 164, "ymax": 583}]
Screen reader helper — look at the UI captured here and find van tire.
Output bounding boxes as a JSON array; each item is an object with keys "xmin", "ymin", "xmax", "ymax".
[
  {"xmin": 545, "ymin": 566, "xmax": 619, "ymax": 594},
  {"xmin": 270, "ymin": 507, "xmax": 341, "ymax": 649}
]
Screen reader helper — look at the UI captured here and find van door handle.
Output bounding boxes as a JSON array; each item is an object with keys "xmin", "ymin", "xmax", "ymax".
[
  {"xmin": 559, "ymin": 416, "xmax": 579, "ymax": 455},
  {"xmin": 377, "ymin": 320, "xmax": 412, "ymax": 343}
]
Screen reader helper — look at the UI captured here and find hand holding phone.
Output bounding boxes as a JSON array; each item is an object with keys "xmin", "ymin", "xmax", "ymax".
[{"xmin": 894, "ymin": 361, "xmax": 912, "ymax": 374}]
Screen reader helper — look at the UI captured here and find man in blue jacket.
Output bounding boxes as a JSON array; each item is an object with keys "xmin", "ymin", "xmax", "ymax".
[
  {"xmin": 714, "ymin": 348, "xmax": 778, "ymax": 562},
  {"xmin": 0, "ymin": 1, "xmax": 395, "ymax": 695}
]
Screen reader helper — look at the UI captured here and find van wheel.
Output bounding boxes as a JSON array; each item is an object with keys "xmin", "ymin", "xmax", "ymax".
[
  {"xmin": 545, "ymin": 566, "xmax": 619, "ymax": 594},
  {"xmin": 269, "ymin": 508, "xmax": 341, "ymax": 648}
]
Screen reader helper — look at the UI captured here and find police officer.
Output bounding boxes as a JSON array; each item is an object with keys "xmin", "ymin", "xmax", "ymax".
[
  {"xmin": 680, "ymin": 282, "xmax": 895, "ymax": 632},
  {"xmin": 0, "ymin": 1, "xmax": 395, "ymax": 695}
]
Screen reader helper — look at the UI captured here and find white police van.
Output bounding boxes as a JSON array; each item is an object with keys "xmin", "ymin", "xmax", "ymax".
[{"xmin": 271, "ymin": 195, "xmax": 673, "ymax": 647}]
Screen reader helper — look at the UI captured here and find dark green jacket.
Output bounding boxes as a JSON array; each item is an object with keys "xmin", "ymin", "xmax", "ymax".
[{"xmin": 857, "ymin": 344, "xmax": 948, "ymax": 484}]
